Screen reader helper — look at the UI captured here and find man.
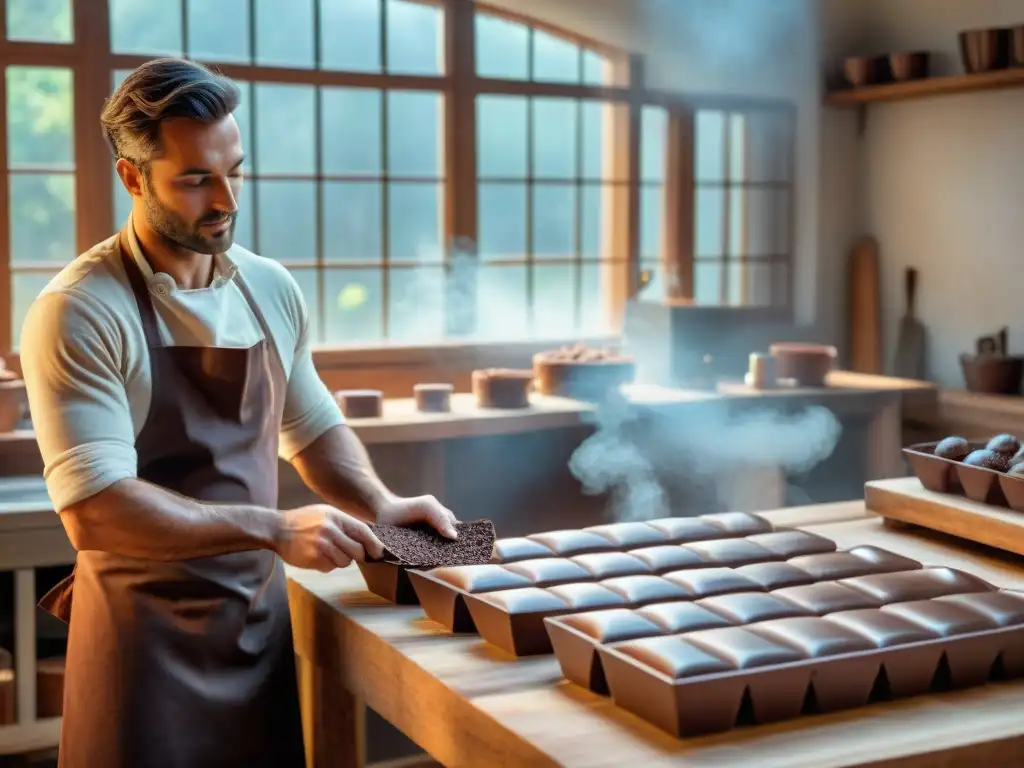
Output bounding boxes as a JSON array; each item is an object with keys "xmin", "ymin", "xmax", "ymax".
[{"xmin": 20, "ymin": 57, "xmax": 459, "ymax": 768}]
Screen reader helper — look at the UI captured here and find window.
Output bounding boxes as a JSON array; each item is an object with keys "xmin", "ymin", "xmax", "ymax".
[
  {"xmin": 638, "ymin": 106, "xmax": 667, "ymax": 300},
  {"xmin": 7, "ymin": 65, "xmax": 75, "ymax": 350},
  {"xmin": 693, "ymin": 108, "xmax": 793, "ymax": 308},
  {"xmin": 0, "ymin": 0, "xmax": 795, "ymax": 351}
]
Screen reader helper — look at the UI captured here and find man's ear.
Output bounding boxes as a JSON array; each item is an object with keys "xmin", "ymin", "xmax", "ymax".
[{"xmin": 114, "ymin": 157, "xmax": 145, "ymax": 197}]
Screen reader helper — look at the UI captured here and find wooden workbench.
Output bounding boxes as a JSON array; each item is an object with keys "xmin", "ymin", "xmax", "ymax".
[
  {"xmin": 0, "ymin": 369, "xmax": 936, "ymax": 759},
  {"xmin": 287, "ymin": 499, "xmax": 1024, "ymax": 768}
]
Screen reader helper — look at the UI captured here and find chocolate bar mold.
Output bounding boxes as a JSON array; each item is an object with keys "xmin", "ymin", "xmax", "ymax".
[
  {"xmin": 410, "ymin": 542, "xmax": 930, "ymax": 657},
  {"xmin": 902, "ymin": 439, "xmax": 1024, "ymax": 510},
  {"xmin": 545, "ymin": 570, "xmax": 1024, "ymax": 738},
  {"xmin": 361, "ymin": 512, "xmax": 779, "ymax": 604}
]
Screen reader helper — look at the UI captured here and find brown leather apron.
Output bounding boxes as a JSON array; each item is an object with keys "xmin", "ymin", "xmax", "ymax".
[{"xmin": 38, "ymin": 232, "xmax": 305, "ymax": 767}]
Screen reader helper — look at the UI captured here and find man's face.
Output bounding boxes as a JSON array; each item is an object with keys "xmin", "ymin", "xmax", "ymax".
[{"xmin": 122, "ymin": 115, "xmax": 244, "ymax": 255}]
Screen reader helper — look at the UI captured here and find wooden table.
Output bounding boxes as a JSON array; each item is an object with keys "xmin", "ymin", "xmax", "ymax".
[{"xmin": 287, "ymin": 498, "xmax": 1024, "ymax": 768}]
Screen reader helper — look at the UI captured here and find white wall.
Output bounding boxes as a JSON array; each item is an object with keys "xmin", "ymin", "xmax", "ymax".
[{"xmin": 851, "ymin": 0, "xmax": 1024, "ymax": 387}]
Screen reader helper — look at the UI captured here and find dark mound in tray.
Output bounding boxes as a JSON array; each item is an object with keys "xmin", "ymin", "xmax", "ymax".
[{"xmin": 370, "ymin": 519, "xmax": 497, "ymax": 568}]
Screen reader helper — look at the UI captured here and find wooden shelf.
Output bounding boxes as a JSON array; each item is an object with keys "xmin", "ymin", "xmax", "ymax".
[{"xmin": 826, "ymin": 67, "xmax": 1024, "ymax": 106}]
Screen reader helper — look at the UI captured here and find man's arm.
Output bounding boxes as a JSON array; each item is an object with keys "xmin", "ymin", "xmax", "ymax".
[
  {"xmin": 60, "ymin": 478, "xmax": 281, "ymax": 559},
  {"xmin": 289, "ymin": 423, "xmax": 395, "ymax": 522},
  {"xmin": 60, "ymin": 477, "xmax": 382, "ymax": 568}
]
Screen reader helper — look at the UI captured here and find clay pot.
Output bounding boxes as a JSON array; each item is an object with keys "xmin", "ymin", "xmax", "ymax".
[
  {"xmin": 889, "ymin": 51, "xmax": 930, "ymax": 81},
  {"xmin": 844, "ymin": 56, "xmax": 887, "ymax": 87},
  {"xmin": 959, "ymin": 28, "xmax": 1010, "ymax": 73}
]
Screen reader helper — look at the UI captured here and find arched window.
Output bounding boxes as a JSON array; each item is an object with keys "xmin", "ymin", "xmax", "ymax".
[{"xmin": 0, "ymin": 0, "xmax": 794, "ymax": 352}]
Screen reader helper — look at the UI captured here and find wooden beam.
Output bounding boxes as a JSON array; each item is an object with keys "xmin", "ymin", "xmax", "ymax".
[
  {"xmin": 661, "ymin": 109, "xmax": 694, "ymax": 301},
  {"xmin": 0, "ymin": 49, "xmax": 10, "ymax": 353},
  {"xmin": 442, "ymin": 0, "xmax": 477, "ymax": 337},
  {"xmin": 74, "ymin": 0, "xmax": 114, "ymax": 249},
  {"xmin": 600, "ymin": 54, "xmax": 642, "ymax": 331}
]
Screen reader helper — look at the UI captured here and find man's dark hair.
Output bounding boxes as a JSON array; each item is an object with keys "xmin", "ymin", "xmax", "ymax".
[{"xmin": 100, "ymin": 57, "xmax": 241, "ymax": 166}]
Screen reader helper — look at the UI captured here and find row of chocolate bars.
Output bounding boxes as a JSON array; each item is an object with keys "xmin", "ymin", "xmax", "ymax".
[{"xmin": 359, "ymin": 513, "xmax": 1024, "ymax": 738}]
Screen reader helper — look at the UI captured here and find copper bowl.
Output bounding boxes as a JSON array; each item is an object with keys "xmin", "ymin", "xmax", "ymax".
[
  {"xmin": 959, "ymin": 28, "xmax": 1010, "ymax": 73},
  {"xmin": 768, "ymin": 343, "xmax": 837, "ymax": 388},
  {"xmin": 889, "ymin": 51, "xmax": 930, "ymax": 81}
]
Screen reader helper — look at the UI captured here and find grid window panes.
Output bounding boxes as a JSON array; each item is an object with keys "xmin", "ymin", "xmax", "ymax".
[
  {"xmin": 8, "ymin": 66, "xmax": 75, "ymax": 349},
  {"xmin": 637, "ymin": 106, "xmax": 666, "ymax": 301},
  {"xmin": 475, "ymin": 13, "xmax": 606, "ymax": 86},
  {"xmin": 475, "ymin": 14, "xmax": 617, "ymax": 339},
  {"xmin": 694, "ymin": 108, "xmax": 793, "ymax": 308},
  {"xmin": 110, "ymin": 0, "xmax": 444, "ymax": 73}
]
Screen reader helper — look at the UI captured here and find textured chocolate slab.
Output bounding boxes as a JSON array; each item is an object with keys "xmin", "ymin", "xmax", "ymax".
[{"xmin": 370, "ymin": 519, "xmax": 496, "ymax": 568}]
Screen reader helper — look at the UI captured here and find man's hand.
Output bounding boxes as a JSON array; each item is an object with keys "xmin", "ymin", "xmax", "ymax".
[
  {"xmin": 276, "ymin": 504, "xmax": 385, "ymax": 572},
  {"xmin": 376, "ymin": 495, "xmax": 459, "ymax": 540}
]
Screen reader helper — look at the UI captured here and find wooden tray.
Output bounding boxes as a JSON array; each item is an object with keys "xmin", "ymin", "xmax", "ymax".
[{"xmin": 865, "ymin": 477, "xmax": 1024, "ymax": 557}]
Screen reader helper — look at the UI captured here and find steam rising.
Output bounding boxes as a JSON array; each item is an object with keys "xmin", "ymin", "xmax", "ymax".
[
  {"xmin": 569, "ymin": 396, "xmax": 671, "ymax": 523},
  {"xmin": 639, "ymin": 0, "xmax": 812, "ymax": 85},
  {"xmin": 570, "ymin": 394, "xmax": 842, "ymax": 522}
]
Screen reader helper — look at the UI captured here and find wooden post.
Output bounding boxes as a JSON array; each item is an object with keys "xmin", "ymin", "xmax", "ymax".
[{"xmin": 661, "ymin": 109, "xmax": 695, "ymax": 301}]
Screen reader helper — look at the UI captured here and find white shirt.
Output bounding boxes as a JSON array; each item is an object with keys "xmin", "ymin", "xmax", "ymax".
[{"xmin": 20, "ymin": 220, "xmax": 345, "ymax": 512}]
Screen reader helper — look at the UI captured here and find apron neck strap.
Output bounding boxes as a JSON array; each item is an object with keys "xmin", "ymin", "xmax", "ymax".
[{"xmin": 116, "ymin": 231, "xmax": 163, "ymax": 348}]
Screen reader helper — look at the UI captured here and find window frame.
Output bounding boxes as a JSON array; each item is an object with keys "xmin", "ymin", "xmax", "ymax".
[{"xmin": 0, "ymin": 0, "xmax": 796, "ymax": 354}]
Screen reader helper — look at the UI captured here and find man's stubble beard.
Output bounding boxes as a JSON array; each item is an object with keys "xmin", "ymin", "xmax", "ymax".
[{"xmin": 142, "ymin": 182, "xmax": 236, "ymax": 256}]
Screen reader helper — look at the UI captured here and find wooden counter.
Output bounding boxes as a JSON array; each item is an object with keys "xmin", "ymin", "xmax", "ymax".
[
  {"xmin": 346, "ymin": 370, "xmax": 935, "ymax": 445},
  {"xmin": 287, "ymin": 498, "xmax": 1024, "ymax": 768}
]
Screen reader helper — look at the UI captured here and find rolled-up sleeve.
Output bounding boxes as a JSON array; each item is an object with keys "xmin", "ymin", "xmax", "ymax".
[
  {"xmin": 277, "ymin": 276, "xmax": 344, "ymax": 460},
  {"xmin": 20, "ymin": 290, "xmax": 138, "ymax": 512}
]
